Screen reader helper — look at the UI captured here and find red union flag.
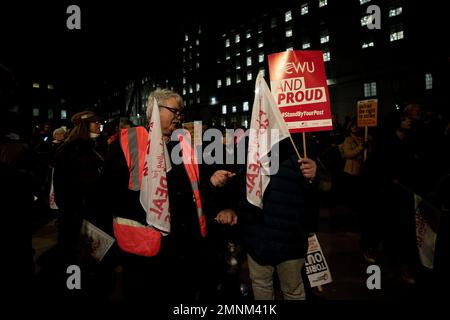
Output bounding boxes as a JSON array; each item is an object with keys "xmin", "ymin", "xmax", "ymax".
[
  {"xmin": 268, "ymin": 50, "xmax": 332, "ymax": 133},
  {"xmin": 140, "ymin": 98, "xmax": 172, "ymax": 234},
  {"xmin": 247, "ymin": 72, "xmax": 291, "ymax": 208}
]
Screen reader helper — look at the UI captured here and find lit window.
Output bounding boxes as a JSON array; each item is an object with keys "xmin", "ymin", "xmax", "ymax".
[
  {"xmin": 247, "ymin": 71, "xmax": 253, "ymax": 81},
  {"xmin": 221, "ymin": 118, "xmax": 226, "ymax": 126},
  {"xmin": 183, "ymin": 77, "xmax": 186, "ymax": 84},
  {"xmin": 235, "ymin": 34, "xmax": 240, "ymax": 43},
  {"xmin": 319, "ymin": 0, "xmax": 327, "ymax": 8},
  {"xmin": 258, "ymin": 38, "xmax": 264, "ymax": 48},
  {"xmin": 232, "ymin": 106, "xmax": 237, "ymax": 113},
  {"xmin": 61, "ymin": 110, "xmax": 67, "ymax": 119},
  {"xmin": 196, "ymin": 83, "xmax": 200, "ymax": 92},
  {"xmin": 226, "ymin": 77, "xmax": 231, "ymax": 86},
  {"xmin": 217, "ymin": 58, "xmax": 221, "ymax": 64},
  {"xmin": 390, "ymin": 23, "xmax": 404, "ymax": 42},
  {"xmin": 323, "ymin": 49, "xmax": 330, "ymax": 62},
  {"xmin": 361, "ymin": 15, "xmax": 370, "ymax": 26},
  {"xmin": 32, "ymin": 108, "xmax": 39, "ymax": 116},
  {"xmin": 189, "ymin": 85, "xmax": 193, "ymax": 94},
  {"xmin": 364, "ymin": 82, "xmax": 377, "ymax": 97},
  {"xmin": 258, "ymin": 53, "xmax": 264, "ymax": 63},
  {"xmin": 196, "ymin": 97, "xmax": 200, "ymax": 104},
  {"xmin": 48, "ymin": 109, "xmax": 53, "ymax": 119},
  {"xmin": 236, "ymin": 61, "xmax": 241, "ymax": 70},
  {"xmin": 362, "ymin": 41, "xmax": 375, "ymax": 49},
  {"xmin": 320, "ymin": 30, "xmax": 329, "ymax": 44},
  {"xmin": 183, "ymin": 88, "xmax": 186, "ymax": 95},
  {"xmin": 389, "ymin": 5, "xmax": 402, "ymax": 17},
  {"xmin": 247, "ymin": 56, "xmax": 252, "ymax": 67},
  {"xmin": 226, "ymin": 51, "xmax": 230, "ymax": 60},
  {"xmin": 360, "ymin": 0, "xmax": 371, "ymax": 4},
  {"xmin": 225, "ymin": 38, "xmax": 230, "ymax": 47},
  {"xmin": 236, "ymin": 75, "xmax": 241, "ymax": 83},
  {"xmin": 286, "ymin": 27, "xmax": 293, "ymax": 38},
  {"xmin": 183, "ymin": 48, "xmax": 186, "ymax": 52},
  {"xmin": 211, "ymin": 97, "xmax": 217, "ymax": 104},
  {"xmin": 258, "ymin": 25, "xmax": 263, "ymax": 34},
  {"xmin": 196, "ymin": 39, "xmax": 199, "ymax": 46},
  {"xmin": 47, "ymin": 84, "xmax": 54, "ymax": 90},
  {"xmin": 246, "ymin": 31, "xmax": 251, "ymax": 39},
  {"xmin": 32, "ymin": 82, "xmax": 40, "ymax": 88},
  {"xmin": 301, "ymin": 3, "xmax": 308, "ymax": 15},
  {"xmin": 302, "ymin": 40, "xmax": 311, "ymax": 49},
  {"xmin": 242, "ymin": 118, "xmax": 249, "ymax": 128},
  {"xmin": 222, "ymin": 105, "xmax": 227, "ymax": 114},
  {"xmin": 285, "ymin": 10, "xmax": 292, "ymax": 22},
  {"xmin": 286, "ymin": 45, "xmax": 293, "ymax": 51},
  {"xmin": 196, "ymin": 62, "xmax": 200, "ymax": 68},
  {"xmin": 246, "ymin": 44, "xmax": 252, "ymax": 52},
  {"xmin": 217, "ymin": 79, "xmax": 222, "ymax": 88},
  {"xmin": 271, "ymin": 17, "xmax": 277, "ymax": 28},
  {"xmin": 185, "ymin": 34, "xmax": 189, "ymax": 42},
  {"xmin": 425, "ymin": 73, "xmax": 433, "ymax": 90},
  {"xmin": 243, "ymin": 101, "xmax": 249, "ymax": 111}
]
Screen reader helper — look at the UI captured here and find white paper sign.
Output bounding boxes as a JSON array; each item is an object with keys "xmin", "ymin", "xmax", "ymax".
[
  {"xmin": 414, "ymin": 194, "xmax": 437, "ymax": 269},
  {"xmin": 305, "ymin": 233, "xmax": 333, "ymax": 287},
  {"xmin": 80, "ymin": 219, "xmax": 115, "ymax": 263}
]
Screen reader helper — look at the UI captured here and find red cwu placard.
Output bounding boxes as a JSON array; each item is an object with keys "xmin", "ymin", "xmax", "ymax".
[{"xmin": 268, "ymin": 50, "xmax": 332, "ymax": 133}]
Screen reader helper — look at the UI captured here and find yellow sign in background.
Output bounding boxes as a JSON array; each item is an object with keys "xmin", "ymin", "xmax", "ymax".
[{"xmin": 357, "ymin": 99, "xmax": 378, "ymax": 127}]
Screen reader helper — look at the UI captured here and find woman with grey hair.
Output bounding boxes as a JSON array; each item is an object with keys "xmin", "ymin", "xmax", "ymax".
[
  {"xmin": 52, "ymin": 127, "xmax": 66, "ymax": 144},
  {"xmin": 103, "ymin": 88, "xmax": 237, "ymax": 301},
  {"xmin": 146, "ymin": 88, "xmax": 184, "ymax": 140}
]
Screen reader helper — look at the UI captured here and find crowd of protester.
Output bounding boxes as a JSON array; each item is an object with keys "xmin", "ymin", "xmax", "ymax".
[{"xmin": 2, "ymin": 80, "xmax": 449, "ymax": 300}]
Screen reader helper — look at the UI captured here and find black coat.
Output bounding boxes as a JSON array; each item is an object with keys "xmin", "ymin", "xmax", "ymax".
[
  {"xmin": 54, "ymin": 138, "xmax": 105, "ymax": 222},
  {"xmin": 238, "ymin": 138, "xmax": 319, "ymax": 265}
]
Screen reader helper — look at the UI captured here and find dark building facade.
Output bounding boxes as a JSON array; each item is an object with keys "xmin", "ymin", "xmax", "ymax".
[{"xmin": 181, "ymin": 0, "xmax": 449, "ymax": 127}]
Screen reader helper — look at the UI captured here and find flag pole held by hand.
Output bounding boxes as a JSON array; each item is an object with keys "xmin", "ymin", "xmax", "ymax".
[{"xmin": 289, "ymin": 136, "xmax": 302, "ymax": 160}]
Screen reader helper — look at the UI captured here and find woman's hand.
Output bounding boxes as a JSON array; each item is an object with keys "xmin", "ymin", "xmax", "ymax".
[
  {"xmin": 298, "ymin": 158, "xmax": 317, "ymax": 180},
  {"xmin": 210, "ymin": 170, "xmax": 236, "ymax": 187},
  {"xmin": 215, "ymin": 209, "xmax": 238, "ymax": 225}
]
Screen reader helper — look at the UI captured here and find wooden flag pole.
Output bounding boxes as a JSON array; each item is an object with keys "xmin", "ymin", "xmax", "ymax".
[
  {"xmin": 302, "ymin": 132, "xmax": 308, "ymax": 159},
  {"xmin": 289, "ymin": 136, "xmax": 302, "ymax": 160},
  {"xmin": 363, "ymin": 126, "xmax": 368, "ymax": 161}
]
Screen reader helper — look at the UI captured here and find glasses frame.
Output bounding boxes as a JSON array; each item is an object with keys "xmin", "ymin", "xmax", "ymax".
[{"xmin": 158, "ymin": 105, "xmax": 183, "ymax": 116}]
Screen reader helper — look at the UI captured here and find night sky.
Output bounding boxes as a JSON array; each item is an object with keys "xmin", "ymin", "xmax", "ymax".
[{"xmin": 0, "ymin": 0, "xmax": 267, "ymax": 86}]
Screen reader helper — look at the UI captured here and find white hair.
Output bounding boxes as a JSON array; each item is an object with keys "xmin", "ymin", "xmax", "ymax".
[
  {"xmin": 52, "ymin": 127, "xmax": 66, "ymax": 138},
  {"xmin": 146, "ymin": 88, "xmax": 183, "ymax": 119}
]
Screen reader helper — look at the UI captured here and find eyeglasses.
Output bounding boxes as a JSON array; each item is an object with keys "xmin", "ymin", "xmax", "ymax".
[{"xmin": 158, "ymin": 105, "xmax": 183, "ymax": 116}]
